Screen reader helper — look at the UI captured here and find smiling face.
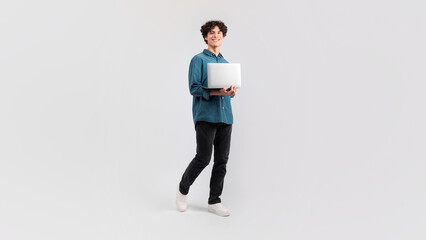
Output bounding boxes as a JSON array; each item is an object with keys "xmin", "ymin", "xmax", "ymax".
[{"xmin": 204, "ymin": 26, "xmax": 223, "ymax": 48}]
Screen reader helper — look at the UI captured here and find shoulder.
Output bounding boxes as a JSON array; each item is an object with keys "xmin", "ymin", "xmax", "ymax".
[
  {"xmin": 219, "ymin": 54, "xmax": 229, "ymax": 63},
  {"xmin": 191, "ymin": 52, "xmax": 205, "ymax": 61},
  {"xmin": 190, "ymin": 53, "xmax": 206, "ymax": 66}
]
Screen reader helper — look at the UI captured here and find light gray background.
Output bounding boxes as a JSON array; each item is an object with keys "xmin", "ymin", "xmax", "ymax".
[{"xmin": 1, "ymin": 0, "xmax": 425, "ymax": 239}]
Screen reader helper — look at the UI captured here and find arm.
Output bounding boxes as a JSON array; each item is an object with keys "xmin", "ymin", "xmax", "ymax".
[
  {"xmin": 210, "ymin": 86, "xmax": 237, "ymax": 96},
  {"xmin": 188, "ymin": 57, "xmax": 211, "ymax": 100}
]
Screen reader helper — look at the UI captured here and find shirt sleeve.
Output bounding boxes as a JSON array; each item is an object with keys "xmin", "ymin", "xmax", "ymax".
[{"xmin": 188, "ymin": 57, "xmax": 210, "ymax": 101}]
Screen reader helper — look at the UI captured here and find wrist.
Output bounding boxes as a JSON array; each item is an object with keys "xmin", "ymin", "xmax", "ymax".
[{"xmin": 209, "ymin": 90, "xmax": 220, "ymax": 96}]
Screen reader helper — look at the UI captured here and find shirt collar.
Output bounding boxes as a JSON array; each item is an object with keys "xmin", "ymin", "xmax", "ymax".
[{"xmin": 203, "ymin": 49, "xmax": 223, "ymax": 58}]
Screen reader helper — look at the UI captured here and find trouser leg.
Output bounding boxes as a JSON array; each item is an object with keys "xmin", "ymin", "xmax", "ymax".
[
  {"xmin": 208, "ymin": 123, "xmax": 232, "ymax": 204},
  {"xmin": 179, "ymin": 121, "xmax": 216, "ymax": 195}
]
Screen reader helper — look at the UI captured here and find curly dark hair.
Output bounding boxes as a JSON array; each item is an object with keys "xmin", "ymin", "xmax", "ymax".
[{"xmin": 200, "ymin": 20, "xmax": 228, "ymax": 44}]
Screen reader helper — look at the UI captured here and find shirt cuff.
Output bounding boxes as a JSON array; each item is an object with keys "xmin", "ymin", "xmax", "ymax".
[{"xmin": 202, "ymin": 89, "xmax": 210, "ymax": 101}]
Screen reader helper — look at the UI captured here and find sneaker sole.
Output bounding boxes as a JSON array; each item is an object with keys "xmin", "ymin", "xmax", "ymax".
[{"xmin": 208, "ymin": 207, "xmax": 230, "ymax": 217}]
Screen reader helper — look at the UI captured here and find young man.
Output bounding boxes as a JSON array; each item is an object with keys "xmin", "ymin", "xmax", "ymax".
[{"xmin": 176, "ymin": 20, "xmax": 237, "ymax": 217}]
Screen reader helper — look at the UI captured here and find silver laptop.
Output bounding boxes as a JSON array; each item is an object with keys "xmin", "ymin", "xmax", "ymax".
[{"xmin": 202, "ymin": 63, "xmax": 241, "ymax": 90}]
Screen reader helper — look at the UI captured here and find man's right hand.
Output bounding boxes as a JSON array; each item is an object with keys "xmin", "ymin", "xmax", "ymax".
[{"xmin": 211, "ymin": 86, "xmax": 237, "ymax": 96}]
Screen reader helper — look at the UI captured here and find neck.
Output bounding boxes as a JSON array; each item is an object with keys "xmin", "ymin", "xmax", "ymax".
[{"xmin": 207, "ymin": 46, "xmax": 221, "ymax": 57}]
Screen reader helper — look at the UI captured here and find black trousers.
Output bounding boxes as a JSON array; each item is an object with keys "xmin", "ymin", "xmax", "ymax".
[{"xmin": 179, "ymin": 121, "xmax": 232, "ymax": 204}]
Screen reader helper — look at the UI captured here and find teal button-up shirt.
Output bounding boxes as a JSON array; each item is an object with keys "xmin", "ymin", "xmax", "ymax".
[{"xmin": 189, "ymin": 49, "xmax": 234, "ymax": 126}]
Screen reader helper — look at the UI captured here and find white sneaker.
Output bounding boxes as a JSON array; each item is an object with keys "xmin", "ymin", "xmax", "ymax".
[
  {"xmin": 208, "ymin": 203, "xmax": 230, "ymax": 217},
  {"xmin": 176, "ymin": 186, "xmax": 187, "ymax": 212}
]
